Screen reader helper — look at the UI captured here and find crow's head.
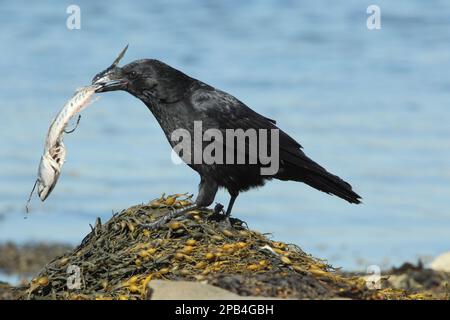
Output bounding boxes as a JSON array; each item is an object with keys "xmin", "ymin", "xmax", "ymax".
[{"xmin": 93, "ymin": 46, "xmax": 194, "ymax": 103}]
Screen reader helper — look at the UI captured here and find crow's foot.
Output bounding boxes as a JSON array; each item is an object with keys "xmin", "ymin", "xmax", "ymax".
[
  {"xmin": 213, "ymin": 203, "xmax": 225, "ymax": 215},
  {"xmin": 212, "ymin": 203, "xmax": 233, "ymax": 228},
  {"xmin": 141, "ymin": 204, "xmax": 197, "ymax": 230}
]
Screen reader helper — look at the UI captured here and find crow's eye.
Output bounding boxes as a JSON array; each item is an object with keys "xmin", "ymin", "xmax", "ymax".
[{"xmin": 129, "ymin": 71, "xmax": 138, "ymax": 79}]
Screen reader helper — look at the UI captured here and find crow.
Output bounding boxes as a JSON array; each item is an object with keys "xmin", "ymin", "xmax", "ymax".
[{"xmin": 92, "ymin": 46, "xmax": 361, "ymax": 227}]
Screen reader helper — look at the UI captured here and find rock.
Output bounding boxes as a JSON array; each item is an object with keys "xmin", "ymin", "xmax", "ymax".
[
  {"xmin": 387, "ymin": 274, "xmax": 422, "ymax": 290},
  {"xmin": 429, "ymin": 252, "xmax": 450, "ymax": 272},
  {"xmin": 147, "ymin": 280, "xmax": 281, "ymax": 300},
  {"xmin": 0, "ymin": 283, "xmax": 18, "ymax": 300},
  {"xmin": 0, "ymin": 242, "xmax": 71, "ymax": 275}
]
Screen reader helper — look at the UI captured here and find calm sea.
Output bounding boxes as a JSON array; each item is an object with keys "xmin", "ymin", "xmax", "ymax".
[{"xmin": 1, "ymin": 0, "xmax": 449, "ymax": 273}]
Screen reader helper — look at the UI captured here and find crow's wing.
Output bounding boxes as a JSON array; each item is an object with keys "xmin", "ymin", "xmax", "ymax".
[
  {"xmin": 190, "ymin": 87, "xmax": 361, "ymax": 203},
  {"xmin": 191, "ymin": 87, "xmax": 312, "ymax": 168},
  {"xmin": 191, "ymin": 87, "xmax": 339, "ymax": 171},
  {"xmin": 191, "ymin": 87, "xmax": 301, "ymax": 146}
]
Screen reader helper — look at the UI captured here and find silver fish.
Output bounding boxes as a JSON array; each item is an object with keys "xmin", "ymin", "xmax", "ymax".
[{"xmin": 26, "ymin": 85, "xmax": 100, "ymax": 211}]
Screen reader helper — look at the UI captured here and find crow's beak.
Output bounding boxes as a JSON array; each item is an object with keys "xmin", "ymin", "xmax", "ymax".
[
  {"xmin": 92, "ymin": 68, "xmax": 128, "ymax": 92},
  {"xmin": 92, "ymin": 45, "xmax": 129, "ymax": 92}
]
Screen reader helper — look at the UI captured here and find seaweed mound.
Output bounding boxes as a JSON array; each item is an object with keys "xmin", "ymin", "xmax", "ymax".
[{"xmin": 21, "ymin": 194, "xmax": 442, "ymax": 300}]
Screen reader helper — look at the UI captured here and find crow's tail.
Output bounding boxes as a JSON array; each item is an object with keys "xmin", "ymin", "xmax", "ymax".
[
  {"xmin": 298, "ymin": 169, "xmax": 361, "ymax": 204},
  {"xmin": 276, "ymin": 154, "xmax": 361, "ymax": 204}
]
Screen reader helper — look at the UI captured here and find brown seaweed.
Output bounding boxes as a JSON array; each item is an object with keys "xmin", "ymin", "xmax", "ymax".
[{"xmin": 20, "ymin": 194, "xmax": 447, "ymax": 300}]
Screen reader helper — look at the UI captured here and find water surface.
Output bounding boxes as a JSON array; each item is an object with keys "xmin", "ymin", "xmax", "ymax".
[{"xmin": 0, "ymin": 0, "xmax": 449, "ymax": 272}]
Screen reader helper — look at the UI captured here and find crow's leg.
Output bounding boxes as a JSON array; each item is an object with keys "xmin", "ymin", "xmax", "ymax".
[
  {"xmin": 225, "ymin": 192, "xmax": 238, "ymax": 217},
  {"xmin": 214, "ymin": 192, "xmax": 238, "ymax": 216},
  {"xmin": 142, "ymin": 177, "xmax": 218, "ymax": 230},
  {"xmin": 218, "ymin": 191, "xmax": 239, "ymax": 228},
  {"xmin": 195, "ymin": 177, "xmax": 219, "ymax": 208}
]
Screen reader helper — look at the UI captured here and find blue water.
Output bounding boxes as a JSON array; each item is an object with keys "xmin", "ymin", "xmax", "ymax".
[{"xmin": 0, "ymin": 0, "xmax": 449, "ymax": 272}]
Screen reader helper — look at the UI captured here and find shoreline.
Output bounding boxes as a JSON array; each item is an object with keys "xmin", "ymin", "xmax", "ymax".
[
  {"xmin": 1, "ymin": 196, "xmax": 449, "ymax": 300},
  {"xmin": 1, "ymin": 242, "xmax": 448, "ymax": 300}
]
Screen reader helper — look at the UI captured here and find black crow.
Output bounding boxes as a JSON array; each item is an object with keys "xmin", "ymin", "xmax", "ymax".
[{"xmin": 92, "ymin": 46, "xmax": 361, "ymax": 227}]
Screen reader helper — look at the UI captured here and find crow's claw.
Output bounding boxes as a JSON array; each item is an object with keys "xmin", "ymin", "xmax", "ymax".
[
  {"xmin": 140, "ymin": 203, "xmax": 197, "ymax": 230},
  {"xmin": 214, "ymin": 203, "xmax": 225, "ymax": 215}
]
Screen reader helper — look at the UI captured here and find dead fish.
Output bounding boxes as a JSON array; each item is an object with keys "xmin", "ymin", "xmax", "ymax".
[
  {"xmin": 26, "ymin": 85, "xmax": 100, "ymax": 212},
  {"xmin": 37, "ymin": 145, "xmax": 66, "ymax": 201}
]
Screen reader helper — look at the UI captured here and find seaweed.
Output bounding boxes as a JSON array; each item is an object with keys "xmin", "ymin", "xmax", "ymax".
[{"xmin": 20, "ymin": 194, "xmax": 447, "ymax": 300}]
